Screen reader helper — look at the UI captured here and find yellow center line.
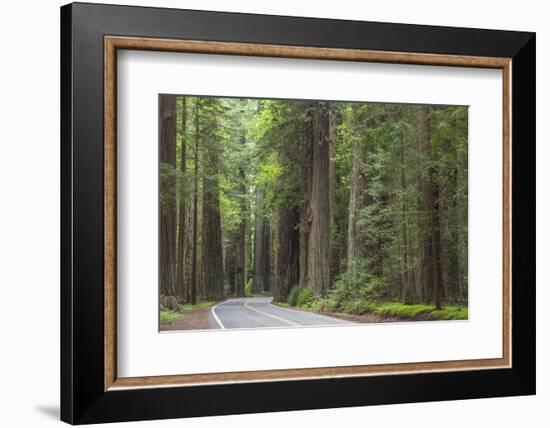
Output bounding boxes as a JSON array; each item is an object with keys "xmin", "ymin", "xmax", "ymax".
[{"xmin": 244, "ymin": 300, "xmax": 301, "ymax": 326}]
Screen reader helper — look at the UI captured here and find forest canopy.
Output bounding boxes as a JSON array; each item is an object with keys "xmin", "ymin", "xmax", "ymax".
[{"xmin": 159, "ymin": 95, "xmax": 468, "ymax": 324}]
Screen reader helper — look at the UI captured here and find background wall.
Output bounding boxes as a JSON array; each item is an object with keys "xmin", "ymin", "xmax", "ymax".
[{"xmin": 0, "ymin": 0, "xmax": 545, "ymax": 426}]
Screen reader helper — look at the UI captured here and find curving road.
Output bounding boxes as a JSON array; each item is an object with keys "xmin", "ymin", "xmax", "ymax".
[{"xmin": 210, "ymin": 297, "xmax": 352, "ymax": 329}]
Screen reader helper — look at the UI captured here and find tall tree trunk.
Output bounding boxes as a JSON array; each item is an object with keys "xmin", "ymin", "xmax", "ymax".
[
  {"xmin": 225, "ymin": 233, "xmax": 237, "ymax": 295},
  {"xmin": 457, "ymin": 140, "xmax": 469, "ymax": 302},
  {"xmin": 261, "ymin": 221, "xmax": 271, "ymax": 292},
  {"xmin": 441, "ymin": 138, "xmax": 459, "ymax": 302},
  {"xmin": 328, "ymin": 106, "xmax": 341, "ymax": 278},
  {"xmin": 252, "ymin": 190, "xmax": 271, "ymax": 293},
  {"xmin": 160, "ymin": 95, "xmax": 177, "ymax": 297},
  {"xmin": 273, "ymin": 205, "xmax": 300, "ymax": 302},
  {"xmin": 395, "ymin": 191, "xmax": 404, "ymax": 297},
  {"xmin": 400, "ymin": 128, "xmax": 414, "ymax": 304},
  {"xmin": 429, "ymin": 157, "xmax": 443, "ymax": 309},
  {"xmin": 416, "ymin": 105, "xmax": 443, "ymax": 308},
  {"xmin": 416, "ymin": 106, "xmax": 433, "ymax": 303},
  {"xmin": 234, "ymin": 133, "xmax": 247, "ymax": 297},
  {"xmin": 201, "ymin": 131, "xmax": 224, "ymax": 301},
  {"xmin": 307, "ymin": 103, "xmax": 331, "ymax": 296},
  {"xmin": 190, "ymin": 99, "xmax": 200, "ymax": 305},
  {"xmin": 176, "ymin": 97, "xmax": 188, "ymax": 301},
  {"xmin": 298, "ymin": 103, "xmax": 313, "ymax": 290},
  {"xmin": 347, "ymin": 109, "xmax": 359, "ymax": 283}
]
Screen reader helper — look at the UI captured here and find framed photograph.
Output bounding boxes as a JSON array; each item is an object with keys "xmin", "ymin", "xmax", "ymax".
[{"xmin": 61, "ymin": 2, "xmax": 535, "ymax": 424}]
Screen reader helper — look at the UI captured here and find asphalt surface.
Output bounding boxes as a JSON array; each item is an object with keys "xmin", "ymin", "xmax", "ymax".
[{"xmin": 211, "ymin": 297, "xmax": 352, "ymax": 329}]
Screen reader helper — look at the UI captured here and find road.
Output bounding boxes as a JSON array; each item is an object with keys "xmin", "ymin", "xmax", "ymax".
[{"xmin": 210, "ymin": 297, "xmax": 352, "ymax": 329}]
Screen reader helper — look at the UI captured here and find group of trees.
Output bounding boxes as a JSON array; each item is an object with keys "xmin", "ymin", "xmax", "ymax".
[{"xmin": 160, "ymin": 95, "xmax": 468, "ymax": 310}]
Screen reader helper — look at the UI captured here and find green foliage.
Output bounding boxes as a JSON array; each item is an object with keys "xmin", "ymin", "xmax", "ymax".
[
  {"xmin": 159, "ymin": 161, "xmax": 183, "ymax": 206},
  {"xmin": 374, "ymin": 302, "xmax": 468, "ymax": 320},
  {"xmin": 253, "ymin": 160, "xmax": 283, "ymax": 219},
  {"xmin": 329, "ymin": 261, "xmax": 387, "ymax": 309},
  {"xmin": 287, "ymin": 287, "xmax": 300, "ymax": 307},
  {"xmin": 275, "ymin": 302, "xmax": 291, "ymax": 308},
  {"xmin": 219, "ymin": 177, "xmax": 241, "ymax": 233},
  {"xmin": 296, "ymin": 288, "xmax": 313, "ymax": 307},
  {"xmin": 284, "ymin": 295, "xmax": 467, "ymax": 321},
  {"xmin": 287, "ymin": 288, "xmax": 315, "ymax": 307},
  {"xmin": 245, "ymin": 278, "xmax": 253, "ymax": 296},
  {"xmin": 430, "ymin": 306, "xmax": 468, "ymax": 320},
  {"xmin": 299, "ymin": 298, "xmax": 323, "ymax": 311},
  {"xmin": 165, "ymin": 94, "xmax": 469, "ymax": 312},
  {"xmin": 178, "ymin": 301, "xmax": 215, "ymax": 312},
  {"xmin": 375, "ymin": 303, "xmax": 435, "ymax": 318},
  {"xmin": 160, "ymin": 310, "xmax": 181, "ymax": 324}
]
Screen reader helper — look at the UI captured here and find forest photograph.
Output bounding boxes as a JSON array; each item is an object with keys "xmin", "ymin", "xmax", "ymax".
[{"xmin": 158, "ymin": 94, "xmax": 468, "ymax": 331}]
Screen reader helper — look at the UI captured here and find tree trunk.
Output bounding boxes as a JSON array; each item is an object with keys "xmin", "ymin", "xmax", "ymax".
[
  {"xmin": 400, "ymin": 128, "xmax": 414, "ymax": 304},
  {"xmin": 441, "ymin": 138, "xmax": 459, "ymax": 302},
  {"xmin": 416, "ymin": 106, "xmax": 432, "ymax": 303},
  {"xmin": 429, "ymin": 157, "xmax": 443, "ymax": 309},
  {"xmin": 225, "ymin": 234, "xmax": 237, "ymax": 295},
  {"xmin": 328, "ymin": 106, "xmax": 341, "ymax": 278},
  {"xmin": 234, "ymin": 133, "xmax": 247, "ymax": 297},
  {"xmin": 395, "ymin": 194, "xmax": 404, "ymax": 297},
  {"xmin": 307, "ymin": 102, "xmax": 331, "ymax": 296},
  {"xmin": 298, "ymin": 103, "xmax": 313, "ymax": 289},
  {"xmin": 261, "ymin": 221, "xmax": 271, "ymax": 292},
  {"xmin": 252, "ymin": 190, "xmax": 271, "ymax": 293},
  {"xmin": 346, "ymin": 105, "xmax": 362, "ymax": 285},
  {"xmin": 190, "ymin": 99, "xmax": 200, "ymax": 305},
  {"xmin": 201, "ymin": 133, "xmax": 225, "ymax": 301},
  {"xmin": 176, "ymin": 97, "xmax": 188, "ymax": 301},
  {"xmin": 160, "ymin": 95, "xmax": 177, "ymax": 297},
  {"xmin": 273, "ymin": 205, "xmax": 300, "ymax": 302},
  {"xmin": 416, "ymin": 105, "xmax": 443, "ymax": 308}
]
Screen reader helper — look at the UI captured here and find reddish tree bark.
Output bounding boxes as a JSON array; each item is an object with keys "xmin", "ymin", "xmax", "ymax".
[
  {"xmin": 307, "ymin": 102, "xmax": 331, "ymax": 296},
  {"xmin": 176, "ymin": 97, "xmax": 188, "ymax": 301},
  {"xmin": 160, "ymin": 95, "xmax": 177, "ymax": 297}
]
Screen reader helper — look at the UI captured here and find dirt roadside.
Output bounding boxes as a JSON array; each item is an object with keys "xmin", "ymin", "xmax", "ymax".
[{"xmin": 161, "ymin": 307, "xmax": 216, "ymax": 331}]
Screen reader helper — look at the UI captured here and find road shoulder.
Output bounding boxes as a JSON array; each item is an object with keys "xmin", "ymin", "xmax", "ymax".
[
  {"xmin": 160, "ymin": 306, "xmax": 220, "ymax": 331},
  {"xmin": 273, "ymin": 302, "xmax": 399, "ymax": 324}
]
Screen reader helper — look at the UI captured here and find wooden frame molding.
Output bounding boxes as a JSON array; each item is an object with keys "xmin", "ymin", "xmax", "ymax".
[{"xmin": 104, "ymin": 35, "xmax": 512, "ymax": 391}]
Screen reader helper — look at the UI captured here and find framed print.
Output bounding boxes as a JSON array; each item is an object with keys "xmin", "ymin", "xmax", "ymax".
[{"xmin": 60, "ymin": 2, "xmax": 535, "ymax": 424}]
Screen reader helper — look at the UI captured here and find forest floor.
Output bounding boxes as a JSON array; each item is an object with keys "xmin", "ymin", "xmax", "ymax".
[
  {"xmin": 274, "ymin": 302, "xmax": 398, "ymax": 323},
  {"xmin": 278, "ymin": 300, "xmax": 468, "ymax": 322},
  {"xmin": 160, "ymin": 301, "xmax": 219, "ymax": 331},
  {"xmin": 161, "ymin": 306, "xmax": 217, "ymax": 331},
  {"xmin": 308, "ymin": 309, "xmax": 398, "ymax": 324}
]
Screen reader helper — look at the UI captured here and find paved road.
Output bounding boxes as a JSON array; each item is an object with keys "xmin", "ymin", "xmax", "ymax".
[{"xmin": 211, "ymin": 297, "xmax": 352, "ymax": 329}]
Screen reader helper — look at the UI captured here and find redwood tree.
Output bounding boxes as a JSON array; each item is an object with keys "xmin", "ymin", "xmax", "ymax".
[
  {"xmin": 307, "ymin": 102, "xmax": 331, "ymax": 296},
  {"xmin": 176, "ymin": 97, "xmax": 188, "ymax": 301},
  {"xmin": 200, "ymin": 98, "xmax": 225, "ymax": 301},
  {"xmin": 252, "ymin": 190, "xmax": 271, "ymax": 293},
  {"xmin": 159, "ymin": 95, "xmax": 177, "ymax": 297},
  {"xmin": 273, "ymin": 205, "xmax": 300, "ymax": 302}
]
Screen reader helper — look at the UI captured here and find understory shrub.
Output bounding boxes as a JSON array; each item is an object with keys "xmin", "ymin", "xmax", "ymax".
[
  {"xmin": 374, "ymin": 303, "xmax": 468, "ymax": 320},
  {"xmin": 245, "ymin": 278, "xmax": 253, "ymax": 296},
  {"xmin": 288, "ymin": 287, "xmax": 314, "ymax": 307},
  {"xmin": 160, "ymin": 310, "xmax": 181, "ymax": 324},
  {"xmin": 296, "ymin": 288, "xmax": 313, "ymax": 306},
  {"xmin": 288, "ymin": 286, "xmax": 300, "ymax": 306},
  {"xmin": 328, "ymin": 261, "xmax": 387, "ymax": 313},
  {"xmin": 300, "ymin": 298, "xmax": 322, "ymax": 311}
]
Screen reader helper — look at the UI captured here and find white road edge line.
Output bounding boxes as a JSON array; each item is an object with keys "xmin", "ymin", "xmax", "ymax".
[{"xmin": 211, "ymin": 300, "xmax": 230, "ymax": 330}]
